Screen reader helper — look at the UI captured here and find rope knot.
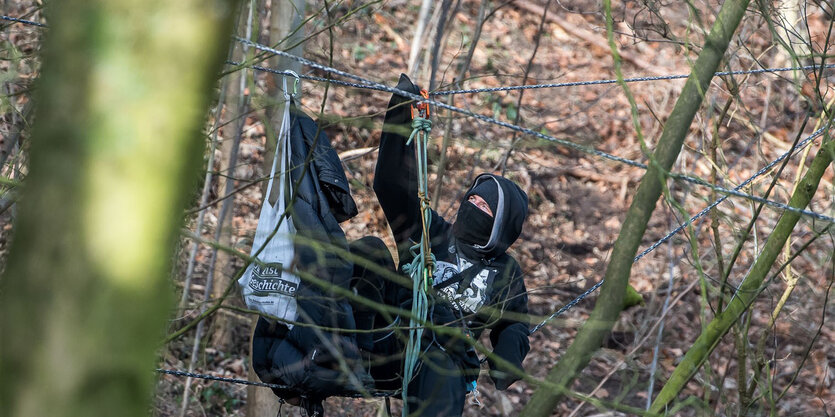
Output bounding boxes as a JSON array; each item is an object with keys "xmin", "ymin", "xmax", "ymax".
[
  {"xmin": 407, "ymin": 117, "xmax": 432, "ymax": 145},
  {"xmin": 411, "ymin": 116, "xmax": 432, "ymax": 132},
  {"xmin": 417, "ymin": 190, "xmax": 431, "ymax": 210}
]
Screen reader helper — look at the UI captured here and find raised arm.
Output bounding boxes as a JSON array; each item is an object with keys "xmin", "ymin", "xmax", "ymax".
[
  {"xmin": 374, "ymin": 74, "xmax": 454, "ymax": 255},
  {"xmin": 373, "ymin": 74, "xmax": 422, "ymax": 247}
]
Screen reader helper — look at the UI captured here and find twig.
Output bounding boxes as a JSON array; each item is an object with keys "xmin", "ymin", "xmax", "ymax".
[
  {"xmin": 338, "ymin": 146, "xmax": 378, "ymax": 162},
  {"xmin": 184, "ymin": 175, "xmax": 265, "ymax": 215},
  {"xmin": 646, "ymin": 215, "xmax": 678, "ymax": 410},
  {"xmin": 746, "ymin": 133, "xmax": 814, "ymax": 401},
  {"xmin": 0, "ymin": 101, "xmax": 32, "ymax": 171},
  {"xmin": 0, "ymin": 193, "xmax": 15, "ymax": 216},
  {"xmin": 709, "ymin": 96, "xmax": 733, "ymax": 312},
  {"xmin": 514, "ymin": 0, "xmax": 662, "ymax": 75},
  {"xmin": 775, "ymin": 264, "xmax": 834, "ymax": 402},
  {"xmin": 719, "ymin": 116, "xmax": 809, "ymax": 312},
  {"xmin": 432, "ymin": 0, "xmax": 489, "ymax": 209}
]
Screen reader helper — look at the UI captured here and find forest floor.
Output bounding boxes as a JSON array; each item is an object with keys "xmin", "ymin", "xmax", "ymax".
[{"xmin": 2, "ymin": 0, "xmax": 835, "ymax": 416}]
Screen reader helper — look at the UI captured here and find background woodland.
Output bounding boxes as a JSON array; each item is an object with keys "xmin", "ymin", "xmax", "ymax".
[{"xmin": 1, "ymin": 0, "xmax": 835, "ymax": 416}]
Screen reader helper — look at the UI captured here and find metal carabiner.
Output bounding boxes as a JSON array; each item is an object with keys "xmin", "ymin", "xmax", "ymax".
[
  {"xmin": 410, "ymin": 89, "xmax": 431, "ymax": 119},
  {"xmin": 282, "ymin": 70, "xmax": 301, "ymax": 101}
]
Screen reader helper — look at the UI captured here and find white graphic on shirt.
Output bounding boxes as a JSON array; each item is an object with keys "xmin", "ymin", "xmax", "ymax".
[{"xmin": 432, "ymin": 258, "xmax": 494, "ymax": 314}]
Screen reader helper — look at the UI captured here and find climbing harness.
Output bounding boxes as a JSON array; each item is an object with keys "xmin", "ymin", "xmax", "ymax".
[{"xmin": 399, "ymin": 89, "xmax": 434, "ymax": 416}]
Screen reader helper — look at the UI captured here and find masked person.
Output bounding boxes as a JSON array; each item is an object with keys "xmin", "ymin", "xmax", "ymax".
[{"xmin": 364, "ymin": 74, "xmax": 531, "ymax": 416}]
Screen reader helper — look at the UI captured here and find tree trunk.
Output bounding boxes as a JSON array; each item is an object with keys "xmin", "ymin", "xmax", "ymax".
[
  {"xmin": 245, "ymin": 317, "xmax": 287, "ymax": 416},
  {"xmin": 264, "ymin": 0, "xmax": 305, "ymax": 206},
  {"xmin": 247, "ymin": 1, "xmax": 305, "ymax": 415},
  {"xmin": 210, "ymin": 0, "xmax": 256, "ymax": 353},
  {"xmin": 774, "ymin": 0, "xmax": 812, "ymax": 80},
  {"xmin": 428, "ymin": 0, "xmax": 453, "ymax": 92},
  {"xmin": 407, "ymin": 0, "xmax": 433, "ymax": 79},
  {"xmin": 520, "ymin": 0, "xmax": 751, "ymax": 415},
  {"xmin": 649, "ymin": 137, "xmax": 835, "ymax": 413},
  {"xmin": 0, "ymin": 0, "xmax": 236, "ymax": 416}
]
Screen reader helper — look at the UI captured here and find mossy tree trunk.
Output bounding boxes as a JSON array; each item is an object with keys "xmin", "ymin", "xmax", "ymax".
[
  {"xmin": 649, "ymin": 137, "xmax": 835, "ymax": 413},
  {"xmin": 0, "ymin": 0, "xmax": 236, "ymax": 416},
  {"xmin": 520, "ymin": 0, "xmax": 751, "ymax": 415}
]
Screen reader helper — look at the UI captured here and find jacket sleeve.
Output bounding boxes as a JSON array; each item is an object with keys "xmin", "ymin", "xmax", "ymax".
[
  {"xmin": 373, "ymin": 74, "xmax": 450, "ymax": 254},
  {"xmin": 487, "ymin": 259, "xmax": 530, "ymax": 390}
]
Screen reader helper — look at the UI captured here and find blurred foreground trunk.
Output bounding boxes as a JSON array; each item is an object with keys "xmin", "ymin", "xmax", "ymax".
[{"xmin": 0, "ymin": 0, "xmax": 236, "ymax": 416}]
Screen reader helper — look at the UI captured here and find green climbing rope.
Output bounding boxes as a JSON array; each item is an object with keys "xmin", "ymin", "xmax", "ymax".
[{"xmin": 400, "ymin": 113, "xmax": 433, "ymax": 416}]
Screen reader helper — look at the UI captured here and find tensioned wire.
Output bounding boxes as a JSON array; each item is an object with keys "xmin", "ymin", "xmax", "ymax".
[
  {"xmin": 237, "ymin": 59, "xmax": 833, "ymax": 270},
  {"xmin": 156, "ymin": 125, "xmax": 830, "ymax": 390},
  {"xmin": 0, "ymin": 14, "xmax": 47, "ymax": 27},
  {"xmin": 3, "ymin": 12, "xmax": 833, "ymax": 93},
  {"xmin": 429, "ymin": 63, "xmax": 835, "ymax": 95},
  {"xmin": 233, "ymin": 47, "xmax": 835, "ymax": 333},
  {"xmin": 234, "ymin": 37, "xmax": 835, "ymax": 226},
  {"xmin": 528, "ymin": 122, "xmax": 828, "ymax": 334},
  {"xmin": 3, "ymin": 14, "xmax": 834, "ymax": 324},
  {"xmin": 4, "ymin": 15, "xmax": 835, "ymax": 219},
  {"xmin": 231, "ymin": 59, "xmax": 835, "ymax": 98}
]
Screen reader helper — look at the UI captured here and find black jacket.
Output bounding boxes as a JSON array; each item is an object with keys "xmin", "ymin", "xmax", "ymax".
[
  {"xmin": 252, "ymin": 105, "xmax": 372, "ymax": 406},
  {"xmin": 287, "ymin": 103, "xmax": 357, "ymax": 293},
  {"xmin": 284, "ymin": 102, "xmax": 366, "ymax": 340},
  {"xmin": 373, "ymin": 75, "xmax": 530, "ymax": 387}
]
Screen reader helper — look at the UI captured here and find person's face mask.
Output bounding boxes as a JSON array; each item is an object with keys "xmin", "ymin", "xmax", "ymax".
[
  {"xmin": 467, "ymin": 194, "xmax": 493, "ymax": 216},
  {"xmin": 453, "ymin": 199, "xmax": 494, "ymax": 246}
]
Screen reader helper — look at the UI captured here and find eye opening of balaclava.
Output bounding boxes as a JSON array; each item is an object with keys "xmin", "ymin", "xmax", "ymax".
[{"xmin": 452, "ymin": 180, "xmax": 499, "ymax": 246}]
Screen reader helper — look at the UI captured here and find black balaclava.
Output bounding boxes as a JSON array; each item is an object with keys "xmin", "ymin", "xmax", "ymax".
[
  {"xmin": 452, "ymin": 173, "xmax": 528, "ymax": 261},
  {"xmin": 452, "ymin": 180, "xmax": 498, "ymax": 246}
]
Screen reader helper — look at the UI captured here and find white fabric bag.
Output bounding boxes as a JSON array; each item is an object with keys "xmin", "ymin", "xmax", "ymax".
[{"xmin": 238, "ymin": 90, "xmax": 300, "ymax": 328}]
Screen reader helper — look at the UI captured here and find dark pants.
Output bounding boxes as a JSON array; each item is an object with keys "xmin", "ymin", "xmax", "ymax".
[{"xmin": 349, "ymin": 237, "xmax": 467, "ymax": 417}]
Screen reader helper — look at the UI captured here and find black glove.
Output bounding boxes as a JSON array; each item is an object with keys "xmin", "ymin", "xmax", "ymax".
[{"xmin": 487, "ymin": 356, "xmax": 522, "ymax": 391}]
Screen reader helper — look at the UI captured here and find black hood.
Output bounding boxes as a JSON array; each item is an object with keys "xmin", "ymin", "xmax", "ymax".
[{"xmin": 456, "ymin": 174, "xmax": 528, "ymax": 259}]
